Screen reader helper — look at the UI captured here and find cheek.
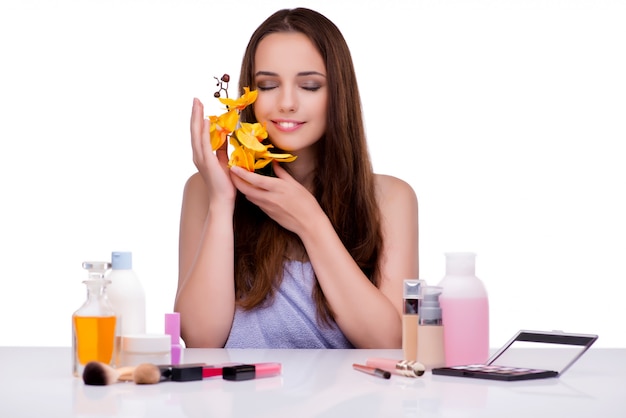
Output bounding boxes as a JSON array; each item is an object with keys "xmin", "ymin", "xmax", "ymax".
[
  {"xmin": 252, "ymin": 99, "xmax": 269, "ymax": 121},
  {"xmin": 316, "ymin": 104, "xmax": 328, "ymax": 131},
  {"xmin": 311, "ymin": 94, "xmax": 328, "ymax": 119}
]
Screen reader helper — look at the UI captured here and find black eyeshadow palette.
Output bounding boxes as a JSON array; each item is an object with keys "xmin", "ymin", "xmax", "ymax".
[
  {"xmin": 433, "ymin": 364, "xmax": 558, "ymax": 381},
  {"xmin": 432, "ymin": 330, "xmax": 598, "ymax": 382}
]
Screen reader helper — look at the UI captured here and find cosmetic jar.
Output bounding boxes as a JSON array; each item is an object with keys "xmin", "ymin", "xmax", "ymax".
[{"xmin": 119, "ymin": 334, "xmax": 171, "ymax": 367}]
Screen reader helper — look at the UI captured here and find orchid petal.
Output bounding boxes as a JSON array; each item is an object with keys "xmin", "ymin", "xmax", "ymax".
[
  {"xmin": 234, "ymin": 123, "xmax": 269, "ymax": 152},
  {"xmin": 208, "ymin": 110, "xmax": 239, "ymax": 150},
  {"xmin": 219, "ymin": 87, "xmax": 258, "ymax": 111},
  {"xmin": 228, "ymin": 137, "xmax": 255, "ymax": 171}
]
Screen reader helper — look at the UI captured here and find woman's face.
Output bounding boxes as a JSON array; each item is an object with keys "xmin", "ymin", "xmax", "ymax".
[{"xmin": 253, "ymin": 32, "xmax": 328, "ymax": 154}]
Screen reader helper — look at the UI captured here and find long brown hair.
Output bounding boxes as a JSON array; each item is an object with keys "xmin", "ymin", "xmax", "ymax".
[{"xmin": 234, "ymin": 8, "xmax": 382, "ymax": 325}]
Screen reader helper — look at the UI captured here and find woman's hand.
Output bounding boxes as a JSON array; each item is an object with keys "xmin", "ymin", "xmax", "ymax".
[
  {"xmin": 190, "ymin": 98, "xmax": 236, "ymax": 205},
  {"xmin": 230, "ymin": 162, "xmax": 322, "ymax": 234}
]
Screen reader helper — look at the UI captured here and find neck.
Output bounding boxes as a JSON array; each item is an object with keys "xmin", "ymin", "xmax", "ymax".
[{"xmin": 284, "ymin": 147, "xmax": 317, "ymax": 191}]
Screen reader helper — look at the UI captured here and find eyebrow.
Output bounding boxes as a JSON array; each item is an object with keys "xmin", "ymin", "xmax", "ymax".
[{"xmin": 255, "ymin": 70, "xmax": 326, "ymax": 78}]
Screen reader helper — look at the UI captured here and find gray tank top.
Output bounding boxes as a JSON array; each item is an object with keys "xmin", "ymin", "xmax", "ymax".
[{"xmin": 225, "ymin": 260, "xmax": 354, "ymax": 348}]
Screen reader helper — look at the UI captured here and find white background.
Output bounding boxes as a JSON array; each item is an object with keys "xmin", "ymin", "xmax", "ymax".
[{"xmin": 1, "ymin": 0, "xmax": 624, "ymax": 348}]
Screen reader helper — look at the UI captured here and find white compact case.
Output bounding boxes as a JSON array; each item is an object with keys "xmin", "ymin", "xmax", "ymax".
[{"xmin": 119, "ymin": 334, "xmax": 171, "ymax": 367}]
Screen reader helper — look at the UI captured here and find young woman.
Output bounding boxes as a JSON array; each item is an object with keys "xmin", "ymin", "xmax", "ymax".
[{"xmin": 175, "ymin": 8, "xmax": 419, "ymax": 349}]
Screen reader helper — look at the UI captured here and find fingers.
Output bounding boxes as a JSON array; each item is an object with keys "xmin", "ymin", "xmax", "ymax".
[
  {"xmin": 190, "ymin": 98, "xmax": 204, "ymax": 141},
  {"xmin": 190, "ymin": 99, "xmax": 204, "ymax": 164},
  {"xmin": 229, "ymin": 165, "xmax": 257, "ymax": 185},
  {"xmin": 201, "ymin": 118, "xmax": 211, "ymax": 158},
  {"xmin": 271, "ymin": 161, "xmax": 289, "ymax": 179},
  {"xmin": 270, "ymin": 162, "xmax": 298, "ymax": 188},
  {"xmin": 191, "ymin": 98, "xmax": 216, "ymax": 168},
  {"xmin": 216, "ymin": 124, "xmax": 229, "ymax": 164},
  {"xmin": 230, "ymin": 167, "xmax": 268, "ymax": 198},
  {"xmin": 231, "ymin": 162, "xmax": 298, "ymax": 190},
  {"xmin": 216, "ymin": 135, "xmax": 229, "ymax": 165}
]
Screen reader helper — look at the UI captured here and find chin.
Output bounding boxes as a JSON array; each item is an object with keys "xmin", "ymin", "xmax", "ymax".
[{"xmin": 266, "ymin": 137, "xmax": 320, "ymax": 156}]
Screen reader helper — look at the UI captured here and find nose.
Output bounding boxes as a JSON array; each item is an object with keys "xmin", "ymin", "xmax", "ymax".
[{"xmin": 278, "ymin": 86, "xmax": 297, "ymax": 113}]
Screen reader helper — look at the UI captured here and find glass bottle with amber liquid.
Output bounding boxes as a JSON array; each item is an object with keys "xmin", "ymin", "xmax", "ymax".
[{"xmin": 72, "ymin": 261, "xmax": 118, "ymax": 377}]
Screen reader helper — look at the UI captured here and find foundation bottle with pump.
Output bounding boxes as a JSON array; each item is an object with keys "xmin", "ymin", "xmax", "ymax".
[
  {"xmin": 402, "ymin": 279, "xmax": 425, "ymax": 361},
  {"xmin": 417, "ymin": 286, "xmax": 445, "ymax": 370}
]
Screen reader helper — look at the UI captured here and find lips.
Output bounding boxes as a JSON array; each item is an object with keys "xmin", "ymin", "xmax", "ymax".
[{"xmin": 272, "ymin": 119, "xmax": 304, "ymax": 132}]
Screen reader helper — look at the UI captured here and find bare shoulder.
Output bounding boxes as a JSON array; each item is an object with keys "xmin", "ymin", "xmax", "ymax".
[
  {"xmin": 374, "ymin": 174, "xmax": 418, "ymax": 209},
  {"xmin": 373, "ymin": 173, "xmax": 419, "ymax": 292}
]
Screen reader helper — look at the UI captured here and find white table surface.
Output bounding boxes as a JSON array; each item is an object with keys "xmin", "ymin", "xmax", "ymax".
[{"xmin": 1, "ymin": 347, "xmax": 624, "ymax": 417}]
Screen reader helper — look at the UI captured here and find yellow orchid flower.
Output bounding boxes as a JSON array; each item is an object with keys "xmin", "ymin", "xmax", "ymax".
[
  {"xmin": 209, "ymin": 109, "xmax": 239, "ymax": 150},
  {"xmin": 234, "ymin": 122, "xmax": 269, "ymax": 152},
  {"xmin": 206, "ymin": 77, "xmax": 296, "ymax": 173},
  {"xmin": 254, "ymin": 149, "xmax": 298, "ymax": 169},
  {"xmin": 263, "ymin": 151, "xmax": 298, "ymax": 163},
  {"xmin": 228, "ymin": 136, "xmax": 256, "ymax": 171},
  {"xmin": 219, "ymin": 87, "xmax": 258, "ymax": 112}
]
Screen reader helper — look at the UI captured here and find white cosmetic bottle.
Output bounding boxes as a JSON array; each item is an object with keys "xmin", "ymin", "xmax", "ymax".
[{"xmin": 106, "ymin": 251, "xmax": 146, "ymax": 337}]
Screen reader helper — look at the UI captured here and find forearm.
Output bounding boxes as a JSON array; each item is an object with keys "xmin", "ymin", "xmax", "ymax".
[
  {"xmin": 299, "ymin": 213, "xmax": 402, "ymax": 348},
  {"xmin": 175, "ymin": 204, "xmax": 235, "ymax": 348}
]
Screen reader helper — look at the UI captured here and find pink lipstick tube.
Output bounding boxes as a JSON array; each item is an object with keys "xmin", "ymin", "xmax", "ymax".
[
  {"xmin": 222, "ymin": 363, "xmax": 282, "ymax": 381},
  {"xmin": 163, "ymin": 362, "xmax": 281, "ymax": 382}
]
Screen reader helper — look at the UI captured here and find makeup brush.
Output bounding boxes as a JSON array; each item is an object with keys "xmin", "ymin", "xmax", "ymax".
[
  {"xmin": 365, "ymin": 358, "xmax": 426, "ymax": 377},
  {"xmin": 133, "ymin": 363, "xmax": 165, "ymax": 384},
  {"xmin": 82, "ymin": 362, "xmax": 169, "ymax": 385},
  {"xmin": 84, "ymin": 362, "xmax": 220, "ymax": 385},
  {"xmin": 82, "ymin": 361, "xmax": 135, "ymax": 385}
]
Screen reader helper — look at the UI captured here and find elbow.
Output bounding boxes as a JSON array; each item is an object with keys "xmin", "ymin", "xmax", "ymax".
[
  {"xmin": 352, "ymin": 323, "xmax": 402, "ymax": 349},
  {"xmin": 180, "ymin": 328, "xmax": 226, "ymax": 348},
  {"xmin": 178, "ymin": 312, "xmax": 230, "ymax": 348},
  {"xmin": 371, "ymin": 333, "xmax": 402, "ymax": 349}
]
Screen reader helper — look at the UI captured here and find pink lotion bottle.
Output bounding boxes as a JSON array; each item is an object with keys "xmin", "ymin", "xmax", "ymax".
[{"xmin": 437, "ymin": 252, "xmax": 489, "ymax": 366}]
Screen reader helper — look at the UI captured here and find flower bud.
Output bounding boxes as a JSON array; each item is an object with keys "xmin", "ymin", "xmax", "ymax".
[{"xmin": 221, "ymin": 74, "xmax": 230, "ymax": 83}]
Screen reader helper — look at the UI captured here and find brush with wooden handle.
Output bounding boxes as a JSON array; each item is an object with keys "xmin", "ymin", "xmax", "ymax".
[{"xmin": 82, "ymin": 361, "xmax": 164, "ymax": 385}]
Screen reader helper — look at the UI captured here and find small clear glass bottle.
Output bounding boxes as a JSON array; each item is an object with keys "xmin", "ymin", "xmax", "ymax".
[{"xmin": 72, "ymin": 261, "xmax": 118, "ymax": 377}]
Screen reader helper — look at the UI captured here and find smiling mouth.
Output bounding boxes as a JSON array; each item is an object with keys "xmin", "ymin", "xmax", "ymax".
[
  {"xmin": 275, "ymin": 121, "xmax": 301, "ymax": 128},
  {"xmin": 273, "ymin": 120, "xmax": 303, "ymax": 132}
]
